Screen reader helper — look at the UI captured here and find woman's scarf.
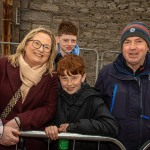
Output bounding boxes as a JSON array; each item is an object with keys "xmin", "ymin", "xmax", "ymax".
[{"xmin": 18, "ymin": 55, "xmax": 47, "ymax": 102}]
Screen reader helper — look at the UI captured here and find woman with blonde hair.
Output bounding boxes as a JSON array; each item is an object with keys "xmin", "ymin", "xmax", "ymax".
[{"xmin": 0, "ymin": 27, "xmax": 58, "ymax": 150}]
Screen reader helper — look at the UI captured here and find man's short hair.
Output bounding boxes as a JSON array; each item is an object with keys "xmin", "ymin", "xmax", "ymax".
[{"xmin": 58, "ymin": 20, "xmax": 78, "ymax": 36}]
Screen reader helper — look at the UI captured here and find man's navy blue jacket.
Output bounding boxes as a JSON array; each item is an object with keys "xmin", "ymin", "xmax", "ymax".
[{"xmin": 95, "ymin": 53, "xmax": 150, "ymax": 150}]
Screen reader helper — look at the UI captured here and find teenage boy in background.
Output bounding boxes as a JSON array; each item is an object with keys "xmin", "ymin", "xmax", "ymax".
[{"xmin": 55, "ymin": 21, "xmax": 80, "ymax": 68}]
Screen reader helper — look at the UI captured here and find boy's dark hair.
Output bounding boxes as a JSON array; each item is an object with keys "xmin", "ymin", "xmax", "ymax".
[
  {"xmin": 57, "ymin": 54, "xmax": 85, "ymax": 76},
  {"xmin": 58, "ymin": 21, "xmax": 78, "ymax": 36}
]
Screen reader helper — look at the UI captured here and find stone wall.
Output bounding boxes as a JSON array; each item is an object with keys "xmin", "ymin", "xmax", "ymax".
[
  {"xmin": 20, "ymin": 0, "xmax": 150, "ymax": 53},
  {"xmin": 11, "ymin": 0, "xmax": 20, "ymax": 53},
  {"xmin": 15, "ymin": 0, "xmax": 150, "ymax": 85}
]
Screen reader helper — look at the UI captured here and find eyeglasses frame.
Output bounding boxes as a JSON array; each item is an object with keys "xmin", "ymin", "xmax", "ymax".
[{"xmin": 29, "ymin": 40, "xmax": 52, "ymax": 53}]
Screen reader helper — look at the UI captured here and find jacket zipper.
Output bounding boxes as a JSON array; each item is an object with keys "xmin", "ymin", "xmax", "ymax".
[{"xmin": 136, "ymin": 76, "xmax": 143, "ymax": 149}]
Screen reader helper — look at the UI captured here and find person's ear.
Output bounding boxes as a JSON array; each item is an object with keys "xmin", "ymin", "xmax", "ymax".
[
  {"xmin": 55, "ymin": 36, "xmax": 60, "ymax": 43},
  {"xmin": 81, "ymin": 74, "xmax": 86, "ymax": 82}
]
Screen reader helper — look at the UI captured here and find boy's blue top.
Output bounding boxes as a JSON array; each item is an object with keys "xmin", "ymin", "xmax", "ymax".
[
  {"xmin": 57, "ymin": 44, "xmax": 80, "ymax": 55},
  {"xmin": 71, "ymin": 44, "xmax": 80, "ymax": 55},
  {"xmin": 55, "ymin": 44, "xmax": 80, "ymax": 69}
]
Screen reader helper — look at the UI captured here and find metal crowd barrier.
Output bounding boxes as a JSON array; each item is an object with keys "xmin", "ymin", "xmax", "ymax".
[
  {"xmin": 100, "ymin": 50, "xmax": 121, "ymax": 69},
  {"xmin": 80, "ymin": 48, "xmax": 99, "ymax": 82},
  {"xmin": 140, "ymin": 140, "xmax": 150, "ymax": 150},
  {"xmin": 20, "ymin": 131, "xmax": 126, "ymax": 150},
  {"xmin": 0, "ymin": 41, "xmax": 20, "ymax": 45},
  {"xmin": 0, "ymin": 42, "xmax": 20, "ymax": 56}
]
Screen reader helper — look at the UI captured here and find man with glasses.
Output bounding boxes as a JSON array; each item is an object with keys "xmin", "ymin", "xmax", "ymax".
[{"xmin": 55, "ymin": 20, "xmax": 80, "ymax": 68}]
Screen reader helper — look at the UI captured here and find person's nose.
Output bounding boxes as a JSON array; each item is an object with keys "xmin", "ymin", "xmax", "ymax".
[
  {"xmin": 67, "ymin": 79, "xmax": 72, "ymax": 86},
  {"xmin": 68, "ymin": 40, "xmax": 72, "ymax": 46},
  {"xmin": 130, "ymin": 42, "xmax": 137, "ymax": 49},
  {"xmin": 38, "ymin": 45, "xmax": 44, "ymax": 52}
]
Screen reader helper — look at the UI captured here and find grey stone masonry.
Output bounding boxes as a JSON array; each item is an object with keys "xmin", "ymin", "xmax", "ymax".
[
  {"xmin": 7, "ymin": 0, "xmax": 150, "ymax": 85},
  {"xmin": 19, "ymin": 0, "xmax": 150, "ymax": 53}
]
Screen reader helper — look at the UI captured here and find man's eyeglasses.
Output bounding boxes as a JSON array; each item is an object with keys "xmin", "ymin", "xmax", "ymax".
[{"xmin": 29, "ymin": 40, "xmax": 51, "ymax": 53}]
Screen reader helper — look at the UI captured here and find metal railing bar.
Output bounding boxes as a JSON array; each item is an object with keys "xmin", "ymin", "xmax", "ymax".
[
  {"xmin": 20, "ymin": 131, "xmax": 126, "ymax": 150},
  {"xmin": 98, "ymin": 141, "xmax": 100, "ymax": 150},
  {"xmin": 100, "ymin": 51, "xmax": 121, "ymax": 69},
  {"xmin": 73, "ymin": 139, "xmax": 75, "ymax": 150},
  {"xmin": 140, "ymin": 140, "xmax": 150, "ymax": 150},
  {"xmin": 0, "ymin": 42, "xmax": 20, "ymax": 57},
  {"xmin": 0, "ymin": 42, "xmax": 20, "ymax": 45},
  {"xmin": 80, "ymin": 48, "xmax": 99, "ymax": 82}
]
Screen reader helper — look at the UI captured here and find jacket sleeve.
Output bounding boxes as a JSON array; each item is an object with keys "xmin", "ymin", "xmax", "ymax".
[{"xmin": 67, "ymin": 97, "xmax": 119, "ymax": 138}]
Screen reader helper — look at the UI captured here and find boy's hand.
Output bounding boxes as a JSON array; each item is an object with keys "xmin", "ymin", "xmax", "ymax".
[
  {"xmin": 58, "ymin": 123, "xmax": 69, "ymax": 132},
  {"xmin": 45, "ymin": 126, "xmax": 59, "ymax": 140}
]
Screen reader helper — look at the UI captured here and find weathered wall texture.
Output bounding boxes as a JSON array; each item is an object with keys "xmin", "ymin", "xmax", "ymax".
[
  {"xmin": 20, "ymin": 0, "xmax": 150, "ymax": 53},
  {"xmin": 9, "ymin": 0, "xmax": 150, "ymax": 85}
]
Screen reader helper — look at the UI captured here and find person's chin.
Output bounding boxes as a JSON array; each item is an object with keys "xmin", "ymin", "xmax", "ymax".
[
  {"xmin": 65, "ymin": 50, "xmax": 73, "ymax": 54},
  {"xmin": 66, "ymin": 90, "xmax": 77, "ymax": 95}
]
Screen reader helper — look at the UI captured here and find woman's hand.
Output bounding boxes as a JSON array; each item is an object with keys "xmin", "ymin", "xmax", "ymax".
[
  {"xmin": 45, "ymin": 126, "xmax": 59, "ymax": 140},
  {"xmin": 0, "ymin": 126, "xmax": 20, "ymax": 146}
]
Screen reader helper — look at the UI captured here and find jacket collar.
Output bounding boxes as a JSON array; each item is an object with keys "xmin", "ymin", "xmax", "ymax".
[
  {"xmin": 114, "ymin": 53, "xmax": 150, "ymax": 78},
  {"xmin": 60, "ymin": 83, "xmax": 100, "ymax": 106},
  {"xmin": 57, "ymin": 43, "xmax": 80, "ymax": 55}
]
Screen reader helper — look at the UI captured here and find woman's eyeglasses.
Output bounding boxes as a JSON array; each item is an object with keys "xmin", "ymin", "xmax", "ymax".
[{"xmin": 29, "ymin": 40, "xmax": 51, "ymax": 53}]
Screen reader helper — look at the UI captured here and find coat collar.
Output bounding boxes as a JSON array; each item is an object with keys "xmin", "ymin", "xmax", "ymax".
[
  {"xmin": 113, "ymin": 53, "xmax": 150, "ymax": 79},
  {"xmin": 60, "ymin": 83, "xmax": 100, "ymax": 106}
]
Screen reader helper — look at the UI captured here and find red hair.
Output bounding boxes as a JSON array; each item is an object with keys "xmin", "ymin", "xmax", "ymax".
[{"xmin": 57, "ymin": 54, "xmax": 85, "ymax": 76}]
